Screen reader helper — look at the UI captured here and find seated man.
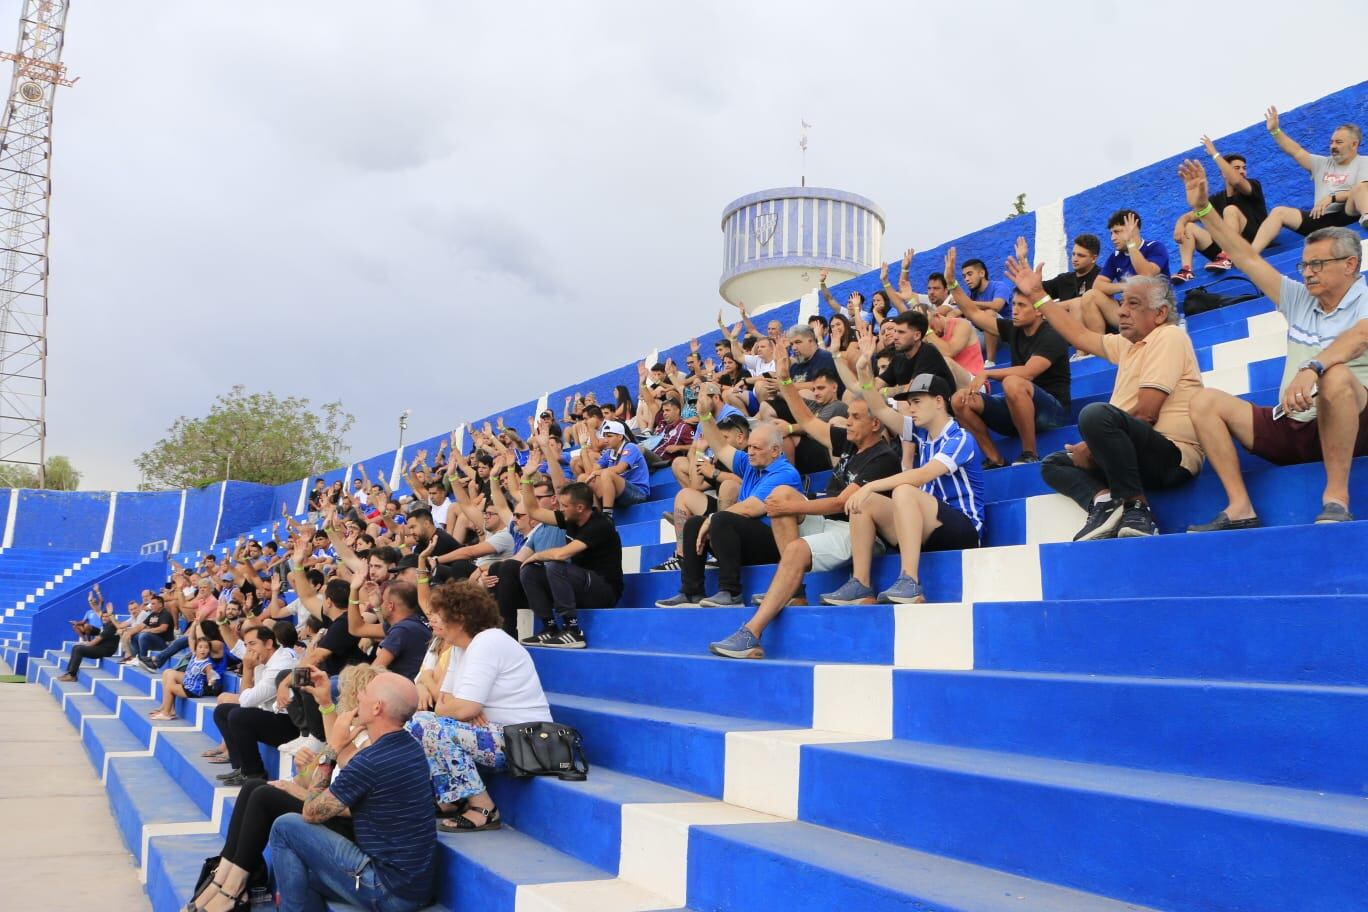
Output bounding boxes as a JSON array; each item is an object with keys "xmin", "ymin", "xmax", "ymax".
[
  {"xmin": 268, "ymin": 670, "xmax": 435, "ymax": 912},
  {"xmin": 877, "ymin": 309, "xmax": 958, "ymax": 401},
  {"xmin": 951, "ymin": 276, "xmax": 1072, "ymax": 468},
  {"xmin": 653, "ymin": 414, "xmax": 748, "ymax": 572},
  {"xmin": 1040, "ymin": 233, "xmax": 1102, "ymax": 302},
  {"xmin": 1250, "ymin": 110, "xmax": 1367, "ymax": 251},
  {"xmin": 1172, "ymin": 138, "xmax": 1267, "ymax": 281},
  {"xmin": 346, "ymin": 577, "xmax": 431, "ymax": 678},
  {"xmin": 1067, "ymin": 210, "xmax": 1170, "ymax": 336},
  {"xmin": 584, "ymin": 419, "xmax": 651, "ymax": 519},
  {"xmin": 519, "ymin": 481, "xmax": 623, "ymax": 649},
  {"xmin": 1007, "ymin": 254, "xmax": 1204, "ymax": 539},
  {"xmin": 942, "ymin": 251, "xmax": 1016, "ymax": 366},
  {"xmin": 786, "ymin": 324, "xmax": 841, "ymax": 396},
  {"xmin": 708, "ymin": 346, "xmax": 900, "ymax": 659},
  {"xmin": 825, "ymin": 364, "xmax": 986, "ymax": 605},
  {"xmin": 655, "ymin": 416, "xmax": 800, "ymax": 608},
  {"xmin": 1177, "ymin": 160, "xmax": 1368, "ymax": 529},
  {"xmin": 476, "ymin": 470, "xmax": 568, "ymax": 636},
  {"xmin": 211, "ymin": 622, "xmax": 300, "ymax": 786},
  {"xmin": 669, "ymin": 382, "xmax": 743, "ymax": 488},
  {"xmin": 642, "ymin": 392, "xmax": 694, "ymax": 470}
]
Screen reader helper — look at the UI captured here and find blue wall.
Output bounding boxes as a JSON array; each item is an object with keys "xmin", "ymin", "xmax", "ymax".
[
  {"xmin": 110, "ymin": 491, "xmax": 181, "ymax": 553},
  {"xmin": 12, "ymin": 489, "xmax": 110, "ymax": 551},
  {"xmin": 28, "ymin": 558, "xmax": 167, "ymax": 661},
  {"xmin": 215, "ymin": 482, "xmax": 274, "ymax": 545},
  {"xmin": 178, "ymin": 485, "xmax": 223, "ymax": 556}
]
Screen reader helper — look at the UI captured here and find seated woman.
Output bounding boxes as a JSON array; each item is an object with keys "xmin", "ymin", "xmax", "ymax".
[
  {"xmin": 184, "ymin": 664, "xmax": 378, "ymax": 912},
  {"xmin": 150, "ymin": 620, "xmax": 228, "ymax": 721},
  {"xmin": 406, "ymin": 581, "xmax": 551, "ymax": 832}
]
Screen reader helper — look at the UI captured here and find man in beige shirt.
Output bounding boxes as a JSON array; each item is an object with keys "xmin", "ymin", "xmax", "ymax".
[{"xmin": 1005, "ymin": 249, "xmax": 1205, "ymax": 540}]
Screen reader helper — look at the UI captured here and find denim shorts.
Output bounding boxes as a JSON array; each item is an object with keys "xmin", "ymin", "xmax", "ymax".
[
  {"xmin": 980, "ymin": 384, "xmax": 1069, "ymax": 437},
  {"xmin": 617, "ymin": 481, "xmax": 650, "ymax": 507}
]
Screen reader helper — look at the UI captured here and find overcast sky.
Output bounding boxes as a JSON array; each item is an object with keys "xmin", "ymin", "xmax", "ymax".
[{"xmin": 27, "ymin": 0, "xmax": 1366, "ymax": 489}]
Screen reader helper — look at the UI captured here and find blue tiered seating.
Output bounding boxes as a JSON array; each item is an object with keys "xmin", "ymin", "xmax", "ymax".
[{"xmin": 0, "ymin": 546, "xmax": 107, "ymax": 674}]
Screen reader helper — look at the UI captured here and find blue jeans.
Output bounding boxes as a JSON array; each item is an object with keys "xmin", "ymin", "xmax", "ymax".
[
  {"xmin": 268, "ymin": 813, "xmax": 427, "ymax": 912},
  {"xmin": 616, "ymin": 480, "xmax": 650, "ymax": 507},
  {"xmin": 980, "ymin": 383, "xmax": 1069, "ymax": 438},
  {"xmin": 133, "ymin": 631, "xmax": 167, "ymax": 659},
  {"xmin": 152, "ymin": 636, "xmax": 188, "ymax": 668}
]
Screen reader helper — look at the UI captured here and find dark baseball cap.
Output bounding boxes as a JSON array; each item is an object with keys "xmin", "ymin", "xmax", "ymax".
[{"xmin": 908, "ymin": 373, "xmax": 952, "ymax": 402}]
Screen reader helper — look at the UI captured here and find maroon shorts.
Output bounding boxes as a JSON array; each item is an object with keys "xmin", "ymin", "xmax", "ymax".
[{"xmin": 1250, "ymin": 400, "xmax": 1368, "ymax": 465}]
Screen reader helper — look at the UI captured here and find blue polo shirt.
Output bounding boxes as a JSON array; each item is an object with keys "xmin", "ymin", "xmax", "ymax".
[
  {"xmin": 727, "ymin": 450, "xmax": 802, "ymax": 524},
  {"xmin": 971, "ymin": 278, "xmax": 1018, "ymax": 318},
  {"xmin": 598, "ymin": 441, "xmax": 651, "ymax": 491},
  {"xmin": 1101, "ymin": 240, "xmax": 1171, "ymax": 284},
  {"xmin": 377, "ymin": 614, "xmax": 431, "ymax": 680},
  {"xmin": 327, "ymin": 730, "xmax": 436, "ymax": 902}
]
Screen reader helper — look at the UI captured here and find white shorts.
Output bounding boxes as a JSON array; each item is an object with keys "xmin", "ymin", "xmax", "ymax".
[{"xmin": 797, "ymin": 515, "xmax": 885, "ymax": 573}]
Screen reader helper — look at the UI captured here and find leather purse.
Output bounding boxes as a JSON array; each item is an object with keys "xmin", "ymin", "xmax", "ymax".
[{"xmin": 501, "ymin": 722, "xmax": 588, "ymax": 781}]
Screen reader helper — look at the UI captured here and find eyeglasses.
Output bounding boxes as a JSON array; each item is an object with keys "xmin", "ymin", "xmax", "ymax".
[{"xmin": 1296, "ymin": 256, "xmax": 1354, "ymax": 274}]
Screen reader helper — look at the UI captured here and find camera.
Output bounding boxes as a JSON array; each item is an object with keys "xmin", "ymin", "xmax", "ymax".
[{"xmin": 292, "ymin": 667, "xmax": 312, "ymax": 689}]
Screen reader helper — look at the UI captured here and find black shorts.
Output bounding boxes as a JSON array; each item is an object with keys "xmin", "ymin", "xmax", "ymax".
[
  {"xmin": 1296, "ymin": 207, "xmax": 1358, "ymax": 235},
  {"xmin": 923, "ymin": 500, "xmax": 981, "ymax": 552}
]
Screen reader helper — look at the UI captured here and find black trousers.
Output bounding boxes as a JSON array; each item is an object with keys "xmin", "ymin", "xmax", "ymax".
[
  {"xmin": 1040, "ymin": 403, "xmax": 1194, "ymax": 507},
  {"xmin": 67, "ymin": 639, "xmax": 116, "ymax": 675},
  {"xmin": 680, "ymin": 511, "xmax": 779, "ymax": 597},
  {"xmin": 519, "ymin": 561, "xmax": 617, "ymax": 626},
  {"xmin": 220, "ymin": 778, "xmax": 352, "ymax": 870},
  {"xmin": 215, "ymin": 704, "xmax": 299, "ymax": 776},
  {"xmin": 488, "ymin": 558, "xmax": 527, "ymax": 636}
]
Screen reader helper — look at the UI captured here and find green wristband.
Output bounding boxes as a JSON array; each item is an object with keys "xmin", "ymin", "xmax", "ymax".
[
  {"xmin": 1269, "ymin": 127, "xmax": 1281, "ymax": 136},
  {"xmin": 1033, "ymin": 295, "xmax": 1051, "ymax": 311},
  {"xmin": 1193, "ymin": 203, "xmax": 1213, "ymax": 218}
]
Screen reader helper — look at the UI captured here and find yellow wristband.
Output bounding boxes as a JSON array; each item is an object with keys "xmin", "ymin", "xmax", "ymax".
[
  {"xmin": 1193, "ymin": 203, "xmax": 1213, "ymax": 218},
  {"xmin": 1269, "ymin": 127, "xmax": 1281, "ymax": 136},
  {"xmin": 319, "ymin": 702, "xmax": 336, "ymax": 715},
  {"xmin": 860, "ymin": 382, "xmax": 874, "ymax": 390},
  {"xmin": 1033, "ymin": 295, "xmax": 1051, "ymax": 311},
  {"xmin": 947, "ymin": 280, "xmax": 960, "ymax": 291},
  {"xmin": 519, "ymin": 479, "xmax": 532, "ymax": 486},
  {"xmin": 348, "ymin": 598, "xmax": 359, "ymax": 604},
  {"xmin": 781, "ymin": 379, "xmax": 794, "ymax": 386},
  {"xmin": 788, "ymin": 424, "xmax": 797, "ymax": 435},
  {"xmin": 699, "ymin": 413, "xmax": 714, "ymax": 422},
  {"xmin": 417, "ymin": 576, "xmax": 429, "ymax": 584}
]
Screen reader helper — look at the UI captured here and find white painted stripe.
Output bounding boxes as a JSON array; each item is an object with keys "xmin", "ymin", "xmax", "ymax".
[
  {"xmin": 170, "ymin": 489, "xmax": 187, "ymax": 554},
  {"xmin": 1211, "ymin": 331, "xmax": 1288, "ymax": 371},
  {"xmin": 617, "ymin": 802, "xmax": 781, "ymax": 906},
  {"xmin": 1033, "ymin": 197, "xmax": 1068, "ymax": 279},
  {"xmin": 797, "ymin": 288, "xmax": 820, "ymax": 324},
  {"xmin": 515, "ymin": 878, "xmax": 674, "ymax": 912},
  {"xmin": 724, "ymin": 728, "xmax": 882, "ymax": 819},
  {"xmin": 659, "ymin": 517, "xmax": 675, "ymax": 545},
  {"xmin": 210, "ymin": 481, "xmax": 228, "ymax": 549},
  {"xmin": 893, "ymin": 602, "xmax": 975, "ymax": 669},
  {"xmin": 1247, "ymin": 309, "xmax": 1288, "ymax": 336},
  {"xmin": 1202, "ymin": 364, "xmax": 1252, "ymax": 397},
  {"xmin": 517, "ymin": 608, "xmax": 534, "ymax": 642},
  {"xmin": 390, "ymin": 448, "xmax": 405, "ymax": 490},
  {"xmin": 620, "ymin": 546, "xmax": 641, "ymax": 576},
  {"xmin": 100, "ymin": 491, "xmax": 118, "ymax": 553},
  {"xmin": 454, "ymin": 424, "xmax": 466, "ymax": 455},
  {"xmin": 812, "ymin": 664, "xmax": 892, "ymax": 738},
  {"xmin": 295, "ymin": 476, "xmax": 309, "ymax": 517},
  {"xmin": 535, "ymin": 392, "xmax": 549, "ymax": 417},
  {"xmin": 1, "ymin": 488, "xmax": 16, "ymax": 548},
  {"xmin": 961, "ymin": 543, "xmax": 1042, "ymax": 603},
  {"xmin": 1024, "ymin": 494, "xmax": 1088, "ymax": 546}
]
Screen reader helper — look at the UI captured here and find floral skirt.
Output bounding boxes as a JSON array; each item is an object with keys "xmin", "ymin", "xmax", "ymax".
[{"xmin": 405, "ymin": 711, "xmax": 506, "ymax": 803}]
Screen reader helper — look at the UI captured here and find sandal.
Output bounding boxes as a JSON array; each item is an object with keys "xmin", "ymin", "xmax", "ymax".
[
  {"xmin": 185, "ymin": 879, "xmax": 238, "ymax": 912},
  {"xmin": 202, "ymin": 747, "xmax": 227, "ymax": 758},
  {"xmin": 151, "ymin": 711, "xmax": 177, "ymax": 721},
  {"xmin": 434, "ymin": 798, "xmax": 470, "ymax": 819},
  {"xmin": 439, "ymin": 805, "xmax": 501, "ymax": 832}
]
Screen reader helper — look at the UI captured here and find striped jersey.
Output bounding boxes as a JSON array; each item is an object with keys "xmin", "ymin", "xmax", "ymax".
[{"xmin": 901, "ymin": 416, "xmax": 986, "ymax": 532}]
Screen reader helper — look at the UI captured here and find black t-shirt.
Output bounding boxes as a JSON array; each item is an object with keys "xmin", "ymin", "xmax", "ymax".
[
  {"xmin": 144, "ymin": 608, "xmax": 174, "ymax": 637},
  {"xmin": 823, "ymin": 426, "xmax": 902, "ymax": 517},
  {"xmin": 556, "ymin": 509, "xmax": 624, "ymax": 597},
  {"xmin": 424, "ymin": 528, "xmax": 462, "ymax": 558},
  {"xmin": 1042, "ymin": 265, "xmax": 1101, "ymax": 301},
  {"xmin": 880, "ymin": 341, "xmax": 957, "ymax": 401},
  {"xmin": 995, "ymin": 318, "xmax": 1072, "ymax": 407},
  {"xmin": 1211, "ymin": 177, "xmax": 1267, "ymax": 237},
  {"xmin": 315, "ymin": 612, "xmax": 369, "ymax": 677}
]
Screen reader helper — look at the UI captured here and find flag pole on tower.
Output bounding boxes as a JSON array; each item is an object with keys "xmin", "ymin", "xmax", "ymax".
[{"xmin": 799, "ymin": 120, "xmax": 811, "ymax": 188}]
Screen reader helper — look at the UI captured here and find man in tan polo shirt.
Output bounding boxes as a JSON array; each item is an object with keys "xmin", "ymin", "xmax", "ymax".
[{"xmin": 1005, "ymin": 247, "xmax": 1205, "ymax": 540}]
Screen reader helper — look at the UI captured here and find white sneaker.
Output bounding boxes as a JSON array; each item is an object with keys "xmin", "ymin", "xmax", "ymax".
[{"xmin": 277, "ymin": 734, "xmax": 325, "ymax": 757}]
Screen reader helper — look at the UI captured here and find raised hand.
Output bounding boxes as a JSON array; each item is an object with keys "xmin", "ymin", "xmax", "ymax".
[
  {"xmin": 901, "ymin": 247, "xmax": 914, "ymax": 269},
  {"xmin": 1122, "ymin": 212, "xmax": 1141, "ymax": 246},
  {"xmin": 944, "ymin": 247, "xmax": 958, "ymax": 282},
  {"xmin": 819, "ymin": 268, "xmax": 829, "ymax": 284},
  {"xmin": 772, "ymin": 341, "xmax": 790, "ymax": 379},
  {"xmin": 1200, "ymin": 134, "xmax": 1218, "ymax": 158},
  {"xmin": 1003, "ymin": 253, "xmax": 1047, "ymax": 301},
  {"xmin": 879, "ymin": 261, "xmax": 889, "ymax": 283},
  {"xmin": 1177, "ymin": 159, "xmax": 1211, "ymax": 213},
  {"xmin": 1264, "ymin": 106, "xmax": 1279, "ymax": 133},
  {"xmin": 1014, "ymin": 236, "xmax": 1029, "ymax": 263},
  {"xmin": 689, "ymin": 337, "xmax": 699, "ymax": 353}
]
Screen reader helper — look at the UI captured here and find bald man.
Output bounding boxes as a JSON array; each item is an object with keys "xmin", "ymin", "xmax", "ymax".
[
  {"xmin": 267, "ymin": 669, "xmax": 436, "ymax": 911},
  {"xmin": 658, "ymin": 417, "xmax": 802, "ymax": 608}
]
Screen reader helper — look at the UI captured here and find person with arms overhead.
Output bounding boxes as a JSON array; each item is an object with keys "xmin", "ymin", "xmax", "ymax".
[
  {"xmin": 1248, "ymin": 109, "xmax": 1367, "ymax": 251},
  {"xmin": 1171, "ymin": 136, "xmax": 1267, "ymax": 282}
]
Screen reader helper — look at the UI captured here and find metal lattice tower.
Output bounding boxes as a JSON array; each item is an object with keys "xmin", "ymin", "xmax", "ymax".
[{"xmin": 0, "ymin": 0, "xmax": 74, "ymax": 486}]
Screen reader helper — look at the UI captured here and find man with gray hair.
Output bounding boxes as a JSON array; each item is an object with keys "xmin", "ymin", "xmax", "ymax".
[
  {"xmin": 1249, "ymin": 108, "xmax": 1368, "ymax": 250},
  {"xmin": 1006, "ymin": 255, "xmax": 1205, "ymax": 540},
  {"xmin": 656, "ymin": 412, "xmax": 801, "ymax": 608},
  {"xmin": 1179, "ymin": 160, "xmax": 1368, "ymax": 529},
  {"xmin": 785, "ymin": 323, "xmax": 841, "ymax": 396}
]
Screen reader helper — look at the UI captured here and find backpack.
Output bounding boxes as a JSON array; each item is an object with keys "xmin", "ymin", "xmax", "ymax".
[{"xmin": 1182, "ymin": 275, "xmax": 1262, "ymax": 317}]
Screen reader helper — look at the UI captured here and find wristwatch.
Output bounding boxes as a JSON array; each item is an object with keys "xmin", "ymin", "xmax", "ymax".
[{"xmin": 1298, "ymin": 359, "xmax": 1326, "ymax": 376}]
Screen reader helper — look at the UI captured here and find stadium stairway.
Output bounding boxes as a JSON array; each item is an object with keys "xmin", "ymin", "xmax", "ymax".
[{"xmin": 0, "ymin": 547, "xmax": 108, "ymax": 675}]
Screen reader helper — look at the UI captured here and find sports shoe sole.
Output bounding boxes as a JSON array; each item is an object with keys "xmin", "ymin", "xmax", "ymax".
[
  {"xmin": 654, "ymin": 597, "xmax": 704, "ymax": 608},
  {"xmin": 1074, "ymin": 507, "xmax": 1124, "ymax": 542},
  {"xmin": 882, "ymin": 593, "xmax": 928, "ymax": 604},
  {"xmin": 1115, "ymin": 526, "xmax": 1158, "ymax": 538},
  {"xmin": 708, "ymin": 643, "xmax": 765, "ymax": 659},
  {"xmin": 540, "ymin": 639, "xmax": 587, "ymax": 649},
  {"xmin": 819, "ymin": 595, "xmax": 877, "ymax": 606}
]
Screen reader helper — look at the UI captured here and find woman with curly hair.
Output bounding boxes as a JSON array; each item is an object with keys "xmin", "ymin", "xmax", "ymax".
[{"xmin": 406, "ymin": 580, "xmax": 551, "ymax": 832}]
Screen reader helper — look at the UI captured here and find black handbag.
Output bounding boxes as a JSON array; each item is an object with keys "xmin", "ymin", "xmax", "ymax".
[
  {"xmin": 502, "ymin": 722, "xmax": 589, "ymax": 781},
  {"xmin": 1182, "ymin": 276, "xmax": 1261, "ymax": 317}
]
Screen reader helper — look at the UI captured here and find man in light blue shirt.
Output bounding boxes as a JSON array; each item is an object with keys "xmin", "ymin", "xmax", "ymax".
[{"xmin": 586, "ymin": 420, "xmax": 650, "ymax": 520}]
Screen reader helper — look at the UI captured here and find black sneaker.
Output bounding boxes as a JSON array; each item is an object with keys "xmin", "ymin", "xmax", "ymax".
[
  {"xmin": 1011, "ymin": 451, "xmax": 1040, "ymax": 466},
  {"xmin": 541, "ymin": 627, "xmax": 587, "ymax": 649},
  {"xmin": 1073, "ymin": 499, "xmax": 1124, "ymax": 542},
  {"xmin": 651, "ymin": 555, "xmax": 683, "ymax": 572},
  {"xmin": 521, "ymin": 629, "xmax": 561, "ymax": 648},
  {"xmin": 1116, "ymin": 500, "xmax": 1159, "ymax": 538}
]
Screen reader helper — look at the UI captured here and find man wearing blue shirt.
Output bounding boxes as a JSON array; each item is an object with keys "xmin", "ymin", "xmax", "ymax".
[
  {"xmin": 657, "ymin": 416, "xmax": 801, "ymax": 608},
  {"xmin": 944, "ymin": 249, "xmax": 1016, "ymax": 367},
  {"xmin": 1072, "ymin": 209, "xmax": 1171, "ymax": 336},
  {"xmin": 586, "ymin": 419, "xmax": 651, "ymax": 520}
]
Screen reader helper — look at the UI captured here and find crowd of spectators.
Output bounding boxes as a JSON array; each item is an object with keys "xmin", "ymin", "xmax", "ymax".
[{"xmin": 60, "ymin": 112, "xmax": 1368, "ymax": 909}]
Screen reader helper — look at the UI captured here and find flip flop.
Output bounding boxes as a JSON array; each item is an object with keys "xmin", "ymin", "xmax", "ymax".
[{"xmin": 202, "ymin": 748, "xmax": 227, "ymax": 758}]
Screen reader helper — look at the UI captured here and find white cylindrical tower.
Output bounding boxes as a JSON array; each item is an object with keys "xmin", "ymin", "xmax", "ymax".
[{"xmin": 719, "ymin": 186, "xmax": 884, "ymax": 309}]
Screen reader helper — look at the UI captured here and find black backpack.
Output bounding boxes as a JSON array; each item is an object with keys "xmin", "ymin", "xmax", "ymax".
[{"xmin": 1182, "ymin": 275, "xmax": 1263, "ymax": 317}]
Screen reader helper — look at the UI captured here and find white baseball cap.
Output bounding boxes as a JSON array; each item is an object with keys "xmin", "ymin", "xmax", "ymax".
[{"xmin": 598, "ymin": 420, "xmax": 628, "ymax": 438}]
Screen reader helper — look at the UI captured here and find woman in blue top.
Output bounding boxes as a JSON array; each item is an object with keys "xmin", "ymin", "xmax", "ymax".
[{"xmin": 150, "ymin": 619, "xmax": 228, "ymax": 721}]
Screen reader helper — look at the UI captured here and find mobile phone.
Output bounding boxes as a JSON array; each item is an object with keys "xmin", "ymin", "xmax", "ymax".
[{"xmin": 293, "ymin": 667, "xmax": 312, "ymax": 689}]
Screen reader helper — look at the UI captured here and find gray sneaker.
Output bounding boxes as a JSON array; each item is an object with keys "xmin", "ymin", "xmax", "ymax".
[
  {"xmin": 709, "ymin": 626, "xmax": 765, "ymax": 659},
  {"xmin": 655, "ymin": 592, "xmax": 704, "ymax": 608},
  {"xmin": 699, "ymin": 591, "xmax": 742, "ymax": 607},
  {"xmin": 819, "ymin": 577, "xmax": 876, "ymax": 605},
  {"xmin": 1315, "ymin": 502, "xmax": 1354, "ymax": 524},
  {"xmin": 750, "ymin": 586, "xmax": 808, "ymax": 606},
  {"xmin": 877, "ymin": 574, "xmax": 926, "ymax": 604}
]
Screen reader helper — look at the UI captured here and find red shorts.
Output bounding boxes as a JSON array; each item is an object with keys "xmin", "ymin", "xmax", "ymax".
[{"xmin": 1250, "ymin": 400, "xmax": 1368, "ymax": 465}]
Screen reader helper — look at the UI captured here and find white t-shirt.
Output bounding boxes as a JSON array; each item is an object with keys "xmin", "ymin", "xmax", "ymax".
[
  {"xmin": 440, "ymin": 629, "xmax": 551, "ymax": 726},
  {"xmin": 744, "ymin": 353, "xmax": 776, "ymax": 376},
  {"xmin": 477, "ymin": 528, "xmax": 516, "ymax": 567},
  {"xmin": 430, "ymin": 499, "xmax": 451, "ymax": 529}
]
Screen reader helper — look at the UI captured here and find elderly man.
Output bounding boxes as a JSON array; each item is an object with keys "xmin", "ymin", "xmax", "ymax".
[
  {"xmin": 1008, "ymin": 252, "xmax": 1204, "ymax": 540},
  {"xmin": 1178, "ymin": 160, "xmax": 1368, "ymax": 529},
  {"xmin": 656, "ymin": 409, "xmax": 801, "ymax": 608},
  {"xmin": 652, "ymin": 415, "xmax": 749, "ymax": 573},
  {"xmin": 267, "ymin": 670, "xmax": 436, "ymax": 912},
  {"xmin": 1250, "ymin": 110, "xmax": 1368, "ymax": 251}
]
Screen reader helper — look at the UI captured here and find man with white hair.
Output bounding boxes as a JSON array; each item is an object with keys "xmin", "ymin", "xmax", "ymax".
[
  {"xmin": 1249, "ymin": 109, "xmax": 1368, "ymax": 250},
  {"xmin": 267, "ymin": 669, "xmax": 436, "ymax": 911},
  {"xmin": 656, "ymin": 412, "xmax": 801, "ymax": 608},
  {"xmin": 1006, "ymin": 255, "xmax": 1205, "ymax": 541},
  {"xmin": 1179, "ymin": 160, "xmax": 1368, "ymax": 529}
]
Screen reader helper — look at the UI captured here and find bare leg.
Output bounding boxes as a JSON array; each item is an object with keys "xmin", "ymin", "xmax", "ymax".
[
  {"xmin": 716, "ymin": 478, "xmax": 740, "ymax": 511},
  {"xmin": 849, "ymin": 494, "xmax": 898, "ymax": 586},
  {"xmin": 890, "ymin": 485, "xmax": 943, "ymax": 579},
  {"xmin": 1188, "ymin": 388, "xmax": 1258, "ymax": 519},
  {"xmin": 1250, "ymin": 205, "xmax": 1303, "ymax": 254},
  {"xmin": 1001, "ymin": 375, "xmax": 1040, "ymax": 456},
  {"xmin": 745, "ymin": 539, "xmax": 813, "ymax": 638},
  {"xmin": 952, "ymin": 390, "xmax": 1001, "ymax": 464},
  {"xmin": 671, "ymin": 487, "xmax": 708, "ymax": 556},
  {"xmin": 1315, "ymin": 365, "xmax": 1368, "ymax": 509}
]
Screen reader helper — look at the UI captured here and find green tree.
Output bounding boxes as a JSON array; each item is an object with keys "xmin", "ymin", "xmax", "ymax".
[
  {"xmin": 0, "ymin": 455, "xmax": 82, "ymax": 490},
  {"xmin": 135, "ymin": 386, "xmax": 353, "ymax": 490},
  {"xmin": 1006, "ymin": 192, "xmax": 1027, "ymax": 219}
]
